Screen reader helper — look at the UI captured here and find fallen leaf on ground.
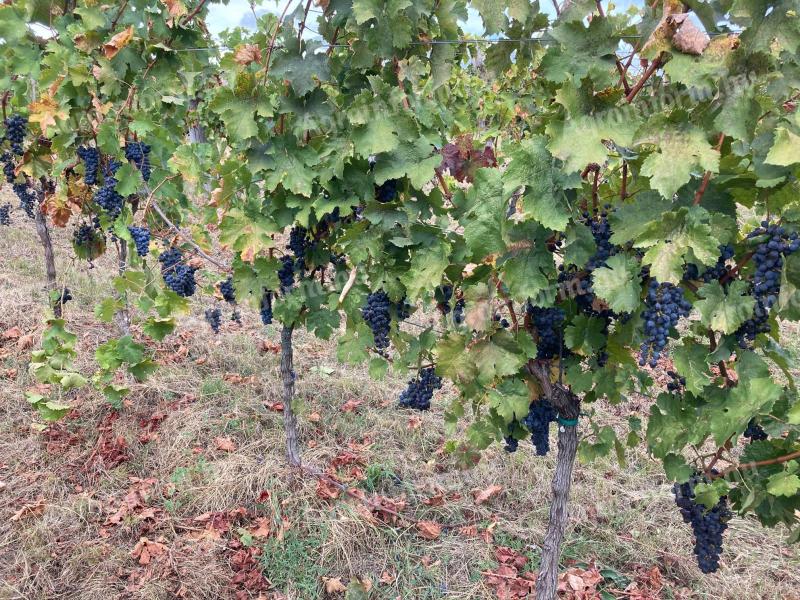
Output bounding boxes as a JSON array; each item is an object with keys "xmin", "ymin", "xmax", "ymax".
[
  {"xmin": 473, "ymin": 484, "xmax": 503, "ymax": 505},
  {"xmin": 10, "ymin": 500, "xmax": 45, "ymax": 521},
  {"xmin": 416, "ymin": 520, "xmax": 442, "ymax": 540},
  {"xmin": 322, "ymin": 577, "xmax": 347, "ymax": 593},
  {"xmin": 214, "ymin": 436, "xmax": 236, "ymax": 452}
]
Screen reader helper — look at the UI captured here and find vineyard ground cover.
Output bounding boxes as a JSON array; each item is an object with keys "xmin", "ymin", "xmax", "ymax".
[{"xmin": 0, "ymin": 195, "xmax": 798, "ymax": 598}]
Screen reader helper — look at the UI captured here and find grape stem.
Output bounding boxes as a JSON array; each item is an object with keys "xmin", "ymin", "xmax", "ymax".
[
  {"xmin": 712, "ymin": 449, "xmax": 800, "ymax": 479},
  {"xmin": 625, "ymin": 57, "xmax": 662, "ymax": 103},
  {"xmin": 493, "ymin": 277, "xmax": 519, "ymax": 330},
  {"xmin": 693, "ymin": 133, "xmax": 725, "ymax": 206},
  {"xmin": 180, "ymin": 0, "xmax": 210, "ymax": 27},
  {"xmin": 620, "ymin": 162, "xmax": 628, "ymax": 200}
]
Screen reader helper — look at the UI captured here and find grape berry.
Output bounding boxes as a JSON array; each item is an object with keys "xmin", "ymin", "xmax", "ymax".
[
  {"xmin": 639, "ymin": 280, "xmax": 692, "ymax": 368},
  {"xmin": 398, "ymin": 367, "xmax": 442, "ymax": 411},
  {"xmin": 128, "ymin": 226, "xmax": 151, "ymax": 257},
  {"xmin": 362, "ymin": 291, "xmax": 392, "ymax": 350},
  {"xmin": 673, "ymin": 474, "xmax": 731, "ymax": 573},
  {"xmin": 205, "ymin": 308, "xmax": 222, "ymax": 333}
]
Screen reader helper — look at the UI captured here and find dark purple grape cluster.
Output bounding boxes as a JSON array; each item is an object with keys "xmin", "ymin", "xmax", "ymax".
[
  {"xmin": 205, "ymin": 307, "xmax": 222, "ymax": 333},
  {"xmin": 278, "ymin": 255, "xmax": 295, "ymax": 293},
  {"xmin": 55, "ymin": 287, "xmax": 73, "ymax": 306},
  {"xmin": 73, "ymin": 223, "xmax": 99, "ymax": 247},
  {"xmin": 673, "ymin": 474, "xmax": 731, "ymax": 574},
  {"xmin": 493, "ymin": 313, "xmax": 510, "ymax": 328},
  {"xmin": 124, "ymin": 141, "xmax": 151, "ymax": 181},
  {"xmin": 14, "ymin": 181, "xmax": 39, "ymax": 218},
  {"xmin": 527, "ymin": 305, "xmax": 566, "ymax": 360},
  {"xmin": 260, "ymin": 291, "xmax": 273, "ymax": 325},
  {"xmin": 128, "ymin": 226, "xmax": 151, "ymax": 257},
  {"xmin": 2, "ymin": 152, "xmax": 15, "ymax": 183},
  {"xmin": 395, "ymin": 297, "xmax": 412, "ymax": 321},
  {"xmin": 438, "ymin": 285, "xmax": 453, "ymax": 313},
  {"xmin": 503, "ymin": 434, "xmax": 519, "ymax": 453},
  {"xmin": 159, "ymin": 247, "xmax": 197, "ymax": 297},
  {"xmin": 684, "ymin": 245, "xmax": 735, "ymax": 283},
  {"xmin": 736, "ymin": 222, "xmax": 800, "ymax": 348},
  {"xmin": 666, "ymin": 370, "xmax": 686, "ymax": 394},
  {"xmin": 639, "ymin": 280, "xmax": 692, "ymax": 368},
  {"xmin": 453, "ymin": 298, "xmax": 465, "ymax": 324},
  {"xmin": 583, "ymin": 207, "xmax": 616, "ymax": 270},
  {"xmin": 3, "ymin": 114, "xmax": 27, "ymax": 155},
  {"xmin": 398, "ymin": 367, "xmax": 442, "ymax": 410},
  {"xmin": 219, "ymin": 277, "xmax": 236, "ymax": 303},
  {"xmin": 0, "ymin": 203, "xmax": 10, "ymax": 226},
  {"xmin": 77, "ymin": 146, "xmax": 100, "ymax": 185},
  {"xmin": 376, "ymin": 179, "xmax": 398, "ymax": 203},
  {"xmin": 94, "ymin": 173, "xmax": 124, "ymax": 218},
  {"xmin": 362, "ymin": 290, "xmax": 392, "ymax": 350},
  {"xmin": 288, "ymin": 226, "xmax": 309, "ymax": 261},
  {"xmin": 743, "ymin": 419, "xmax": 768, "ymax": 441},
  {"xmin": 522, "ymin": 399, "xmax": 556, "ymax": 456}
]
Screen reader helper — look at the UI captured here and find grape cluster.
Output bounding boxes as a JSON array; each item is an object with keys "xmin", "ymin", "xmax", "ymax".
[
  {"xmin": 673, "ymin": 475, "xmax": 731, "ymax": 573},
  {"xmin": 73, "ymin": 223, "xmax": 100, "ymax": 247},
  {"xmin": 13, "ymin": 181, "xmax": 39, "ymax": 218},
  {"xmin": 219, "ymin": 277, "xmax": 236, "ymax": 303},
  {"xmin": 260, "ymin": 291, "xmax": 274, "ymax": 325},
  {"xmin": 77, "ymin": 146, "xmax": 100, "ymax": 185},
  {"xmin": 376, "ymin": 179, "xmax": 398, "ymax": 203},
  {"xmin": 159, "ymin": 247, "xmax": 197, "ymax": 297},
  {"xmin": 2, "ymin": 153, "xmax": 14, "ymax": 183},
  {"xmin": 743, "ymin": 419, "xmax": 768, "ymax": 441},
  {"xmin": 125, "ymin": 141, "xmax": 151, "ymax": 181},
  {"xmin": 55, "ymin": 288, "xmax": 73, "ymax": 306},
  {"xmin": 288, "ymin": 226, "xmax": 309, "ymax": 262},
  {"xmin": 522, "ymin": 400, "xmax": 556, "ymax": 456},
  {"xmin": 438, "ymin": 285, "xmax": 453, "ymax": 313},
  {"xmin": 527, "ymin": 305, "xmax": 566, "ymax": 360},
  {"xmin": 278, "ymin": 256, "xmax": 295, "ymax": 293},
  {"xmin": 503, "ymin": 433, "xmax": 519, "ymax": 453},
  {"xmin": 639, "ymin": 280, "xmax": 692, "ymax": 368},
  {"xmin": 583, "ymin": 207, "xmax": 616, "ymax": 270},
  {"xmin": 493, "ymin": 313, "xmax": 510, "ymax": 328},
  {"xmin": 398, "ymin": 367, "xmax": 442, "ymax": 411},
  {"xmin": 0, "ymin": 204, "xmax": 10, "ymax": 226},
  {"xmin": 666, "ymin": 370, "xmax": 686, "ymax": 394},
  {"xmin": 736, "ymin": 222, "xmax": 800, "ymax": 348},
  {"xmin": 362, "ymin": 291, "xmax": 392, "ymax": 350},
  {"xmin": 205, "ymin": 308, "xmax": 222, "ymax": 333},
  {"xmin": 3, "ymin": 114, "xmax": 27, "ymax": 155},
  {"xmin": 684, "ymin": 245, "xmax": 735, "ymax": 283},
  {"xmin": 453, "ymin": 298, "xmax": 465, "ymax": 324},
  {"xmin": 94, "ymin": 174, "xmax": 124, "ymax": 218},
  {"xmin": 128, "ymin": 226, "xmax": 151, "ymax": 257}
]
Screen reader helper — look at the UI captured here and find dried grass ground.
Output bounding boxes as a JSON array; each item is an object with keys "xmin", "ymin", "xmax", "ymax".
[{"xmin": 0, "ymin": 202, "xmax": 798, "ymax": 599}]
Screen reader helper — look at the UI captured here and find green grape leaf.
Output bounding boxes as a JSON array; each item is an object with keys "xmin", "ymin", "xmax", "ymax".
[
  {"xmin": 564, "ymin": 314, "xmax": 606, "ymax": 356},
  {"xmin": 591, "ymin": 254, "xmax": 642, "ymax": 314},
  {"xmin": 673, "ymin": 340, "xmax": 712, "ymax": 395},
  {"xmin": 639, "ymin": 128, "xmax": 719, "ymax": 199},
  {"xmin": 400, "ymin": 240, "xmax": 450, "ymax": 301},
  {"xmin": 487, "ymin": 378, "xmax": 531, "ymax": 422},
  {"xmin": 765, "ymin": 127, "xmax": 800, "ymax": 166},
  {"xmin": 695, "ymin": 280, "xmax": 755, "ymax": 334},
  {"xmin": 767, "ymin": 467, "xmax": 800, "ymax": 497}
]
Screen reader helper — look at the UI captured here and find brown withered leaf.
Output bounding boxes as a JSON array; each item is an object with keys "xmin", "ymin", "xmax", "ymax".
[
  {"xmin": 473, "ymin": 484, "xmax": 503, "ymax": 505},
  {"xmin": 248, "ymin": 517, "xmax": 271, "ymax": 538},
  {"xmin": 10, "ymin": 500, "xmax": 46, "ymax": 522},
  {"xmin": 214, "ymin": 436, "xmax": 236, "ymax": 452},
  {"xmin": 415, "ymin": 520, "xmax": 441, "ymax": 540},
  {"xmin": 131, "ymin": 536, "xmax": 167, "ymax": 565},
  {"xmin": 17, "ymin": 334, "xmax": 35, "ymax": 351},
  {"xmin": 315, "ymin": 478, "xmax": 341, "ymax": 501},
  {"xmin": 234, "ymin": 43, "xmax": 263, "ymax": 65},
  {"xmin": 103, "ymin": 26, "xmax": 135, "ymax": 60},
  {"xmin": 671, "ymin": 13, "xmax": 710, "ymax": 55},
  {"xmin": 28, "ymin": 95, "xmax": 68, "ymax": 135},
  {"xmin": 2, "ymin": 326, "xmax": 22, "ymax": 340},
  {"xmin": 407, "ymin": 415, "xmax": 423, "ymax": 430},
  {"xmin": 322, "ymin": 577, "xmax": 347, "ymax": 593},
  {"xmin": 161, "ymin": 0, "xmax": 187, "ymax": 18},
  {"xmin": 307, "ymin": 411, "xmax": 322, "ymax": 423},
  {"xmin": 340, "ymin": 399, "xmax": 363, "ymax": 413}
]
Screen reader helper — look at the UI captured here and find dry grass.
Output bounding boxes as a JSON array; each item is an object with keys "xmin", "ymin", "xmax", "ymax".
[{"xmin": 0, "ymin": 198, "xmax": 798, "ymax": 600}]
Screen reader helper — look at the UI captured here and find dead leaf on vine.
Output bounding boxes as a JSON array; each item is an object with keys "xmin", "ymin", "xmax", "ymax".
[
  {"xmin": 28, "ymin": 95, "xmax": 68, "ymax": 136},
  {"xmin": 473, "ymin": 484, "xmax": 503, "ymax": 505},
  {"xmin": 161, "ymin": 0, "xmax": 187, "ymax": 19},
  {"xmin": 103, "ymin": 26, "xmax": 135, "ymax": 60},
  {"xmin": 234, "ymin": 43, "xmax": 262, "ymax": 65},
  {"xmin": 322, "ymin": 577, "xmax": 347, "ymax": 593},
  {"xmin": 415, "ymin": 520, "xmax": 441, "ymax": 540}
]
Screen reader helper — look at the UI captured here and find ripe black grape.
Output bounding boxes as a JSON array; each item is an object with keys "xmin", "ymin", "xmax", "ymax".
[
  {"xmin": 503, "ymin": 434, "xmax": 520, "ymax": 453},
  {"xmin": 376, "ymin": 179, "xmax": 398, "ymax": 203},
  {"xmin": 453, "ymin": 298, "xmax": 465, "ymax": 324},
  {"xmin": 673, "ymin": 474, "xmax": 731, "ymax": 574},
  {"xmin": 684, "ymin": 244, "xmax": 735, "ymax": 283},
  {"xmin": 205, "ymin": 307, "xmax": 222, "ymax": 333},
  {"xmin": 94, "ymin": 176, "xmax": 124, "ymax": 218},
  {"xmin": 522, "ymin": 399, "xmax": 556, "ymax": 456},
  {"xmin": 666, "ymin": 370, "xmax": 686, "ymax": 394},
  {"xmin": 527, "ymin": 305, "xmax": 566, "ymax": 360},
  {"xmin": 743, "ymin": 419, "xmax": 768, "ymax": 441},
  {"xmin": 128, "ymin": 226, "xmax": 151, "ymax": 257},
  {"xmin": 14, "ymin": 181, "xmax": 39, "ymax": 219},
  {"xmin": 288, "ymin": 226, "xmax": 308, "ymax": 261},
  {"xmin": 260, "ymin": 291, "xmax": 274, "ymax": 325},
  {"xmin": 3, "ymin": 114, "xmax": 27, "ymax": 155},
  {"xmin": 124, "ymin": 141, "xmax": 152, "ymax": 181},
  {"xmin": 583, "ymin": 208, "xmax": 617, "ymax": 270},
  {"xmin": 437, "ymin": 285, "xmax": 453, "ymax": 313},
  {"xmin": 0, "ymin": 203, "xmax": 10, "ymax": 226},
  {"xmin": 73, "ymin": 223, "xmax": 100, "ymax": 247},
  {"xmin": 639, "ymin": 280, "xmax": 692, "ymax": 368},
  {"xmin": 77, "ymin": 146, "xmax": 100, "ymax": 186},
  {"xmin": 736, "ymin": 222, "xmax": 800, "ymax": 348},
  {"xmin": 54, "ymin": 287, "xmax": 73, "ymax": 306},
  {"xmin": 219, "ymin": 277, "xmax": 236, "ymax": 303},
  {"xmin": 362, "ymin": 291, "xmax": 392, "ymax": 350},
  {"xmin": 1, "ymin": 152, "xmax": 15, "ymax": 183},
  {"xmin": 159, "ymin": 247, "xmax": 197, "ymax": 297},
  {"xmin": 398, "ymin": 367, "xmax": 442, "ymax": 410},
  {"xmin": 278, "ymin": 255, "xmax": 295, "ymax": 293}
]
